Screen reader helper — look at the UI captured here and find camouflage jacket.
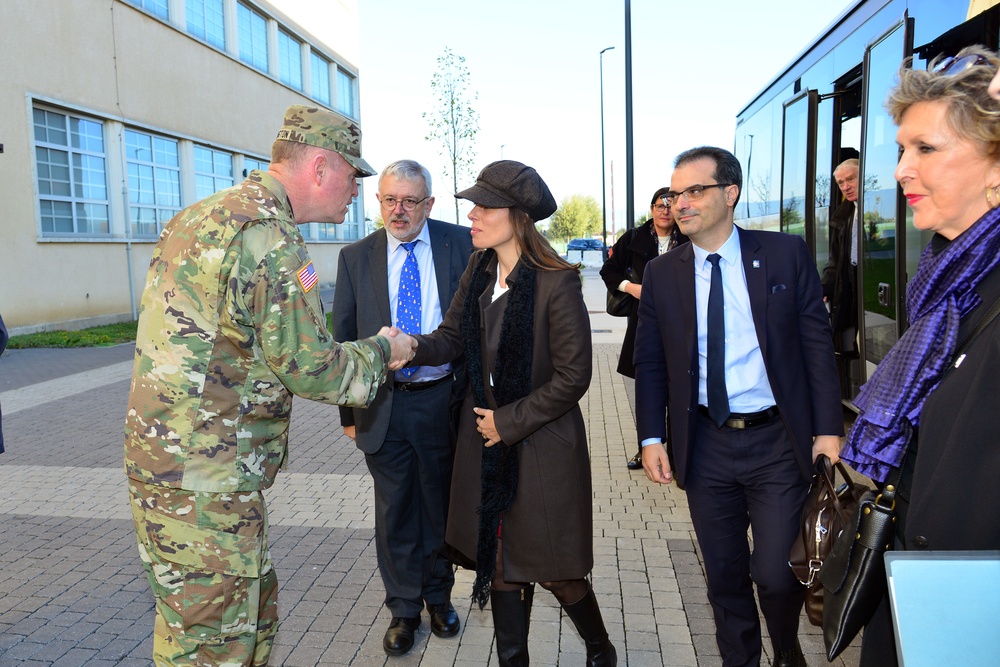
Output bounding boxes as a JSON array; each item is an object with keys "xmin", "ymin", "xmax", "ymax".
[{"xmin": 125, "ymin": 171, "xmax": 390, "ymax": 492}]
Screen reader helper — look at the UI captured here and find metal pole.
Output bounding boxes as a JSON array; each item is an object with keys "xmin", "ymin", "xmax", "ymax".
[
  {"xmin": 624, "ymin": 0, "xmax": 635, "ymax": 230},
  {"xmin": 600, "ymin": 46, "xmax": 614, "ymax": 260}
]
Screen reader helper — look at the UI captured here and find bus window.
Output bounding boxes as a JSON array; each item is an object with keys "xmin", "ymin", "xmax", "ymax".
[{"xmin": 859, "ymin": 19, "xmax": 910, "ymax": 377}]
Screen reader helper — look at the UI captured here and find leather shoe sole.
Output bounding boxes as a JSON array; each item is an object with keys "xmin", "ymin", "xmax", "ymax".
[
  {"xmin": 426, "ymin": 602, "xmax": 460, "ymax": 638},
  {"xmin": 383, "ymin": 616, "xmax": 420, "ymax": 656}
]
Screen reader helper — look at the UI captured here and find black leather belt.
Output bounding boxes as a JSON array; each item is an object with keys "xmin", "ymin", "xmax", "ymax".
[
  {"xmin": 394, "ymin": 373, "xmax": 452, "ymax": 392},
  {"xmin": 698, "ymin": 405, "xmax": 780, "ymax": 429}
]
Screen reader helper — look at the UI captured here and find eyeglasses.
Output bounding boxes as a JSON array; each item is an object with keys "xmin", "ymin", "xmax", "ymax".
[
  {"xmin": 652, "ymin": 203, "xmax": 670, "ymax": 212},
  {"xmin": 662, "ymin": 183, "xmax": 733, "ymax": 206},
  {"xmin": 379, "ymin": 195, "xmax": 428, "ymax": 211},
  {"xmin": 933, "ymin": 53, "xmax": 990, "ymax": 76}
]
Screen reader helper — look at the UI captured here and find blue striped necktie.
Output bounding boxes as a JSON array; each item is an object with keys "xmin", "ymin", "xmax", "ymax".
[{"xmin": 396, "ymin": 241, "xmax": 421, "ymax": 379}]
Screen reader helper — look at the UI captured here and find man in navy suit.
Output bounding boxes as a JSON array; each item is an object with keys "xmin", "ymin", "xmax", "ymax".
[
  {"xmin": 634, "ymin": 147, "xmax": 843, "ymax": 667},
  {"xmin": 333, "ymin": 159, "xmax": 473, "ymax": 656}
]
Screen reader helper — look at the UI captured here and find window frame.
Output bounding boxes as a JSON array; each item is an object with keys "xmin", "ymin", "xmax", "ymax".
[
  {"xmin": 125, "ymin": 128, "xmax": 182, "ymax": 238},
  {"xmin": 193, "ymin": 145, "xmax": 235, "ymax": 200},
  {"xmin": 278, "ymin": 28, "xmax": 304, "ymax": 91},
  {"xmin": 33, "ymin": 106, "xmax": 111, "ymax": 237},
  {"xmin": 186, "ymin": 0, "xmax": 226, "ymax": 51}
]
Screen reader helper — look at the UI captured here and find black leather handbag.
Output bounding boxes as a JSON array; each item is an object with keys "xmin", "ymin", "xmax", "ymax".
[
  {"xmin": 606, "ymin": 289, "xmax": 632, "ymax": 317},
  {"xmin": 818, "ymin": 469, "xmax": 900, "ymax": 660},
  {"xmin": 606, "ymin": 265, "xmax": 638, "ymax": 317},
  {"xmin": 789, "ymin": 455, "xmax": 867, "ymax": 626}
]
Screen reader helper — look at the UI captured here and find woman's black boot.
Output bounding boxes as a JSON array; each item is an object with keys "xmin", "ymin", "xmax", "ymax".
[
  {"xmin": 490, "ymin": 585, "xmax": 534, "ymax": 666},
  {"xmin": 561, "ymin": 587, "xmax": 617, "ymax": 666}
]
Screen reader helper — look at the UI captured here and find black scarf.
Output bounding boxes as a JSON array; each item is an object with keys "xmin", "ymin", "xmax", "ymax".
[{"xmin": 462, "ymin": 250, "xmax": 536, "ymax": 608}]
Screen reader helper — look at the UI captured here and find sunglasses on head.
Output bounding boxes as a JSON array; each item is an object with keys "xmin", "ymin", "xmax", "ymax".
[{"xmin": 933, "ymin": 53, "xmax": 991, "ymax": 76}]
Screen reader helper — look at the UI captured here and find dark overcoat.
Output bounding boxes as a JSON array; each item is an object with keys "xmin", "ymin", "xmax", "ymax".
[
  {"xmin": 412, "ymin": 251, "xmax": 594, "ymax": 583},
  {"xmin": 821, "ymin": 199, "xmax": 858, "ymax": 340},
  {"xmin": 600, "ymin": 220, "xmax": 688, "ymax": 377}
]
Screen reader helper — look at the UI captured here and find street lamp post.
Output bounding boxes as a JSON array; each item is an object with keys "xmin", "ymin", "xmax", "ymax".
[{"xmin": 600, "ymin": 46, "xmax": 615, "ymax": 260}]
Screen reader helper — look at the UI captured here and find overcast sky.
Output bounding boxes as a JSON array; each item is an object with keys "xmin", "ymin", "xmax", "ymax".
[{"xmin": 355, "ymin": 0, "xmax": 853, "ymax": 230}]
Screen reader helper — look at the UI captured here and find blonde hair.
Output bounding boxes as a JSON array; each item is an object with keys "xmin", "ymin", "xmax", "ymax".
[{"xmin": 887, "ymin": 45, "xmax": 1000, "ymax": 159}]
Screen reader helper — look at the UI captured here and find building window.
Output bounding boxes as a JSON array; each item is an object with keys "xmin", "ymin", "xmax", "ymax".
[
  {"xmin": 310, "ymin": 52, "xmax": 331, "ymax": 106},
  {"xmin": 33, "ymin": 107, "xmax": 110, "ymax": 236},
  {"xmin": 237, "ymin": 2, "xmax": 268, "ymax": 72},
  {"xmin": 125, "ymin": 0, "xmax": 169, "ymax": 19},
  {"xmin": 305, "ymin": 200, "xmax": 362, "ymax": 241},
  {"xmin": 125, "ymin": 130, "xmax": 181, "ymax": 237},
  {"xmin": 194, "ymin": 145, "xmax": 234, "ymax": 199},
  {"xmin": 278, "ymin": 29, "xmax": 303, "ymax": 91},
  {"xmin": 337, "ymin": 68, "xmax": 357, "ymax": 118},
  {"xmin": 187, "ymin": 0, "xmax": 225, "ymax": 50},
  {"xmin": 244, "ymin": 157, "xmax": 269, "ymax": 177}
]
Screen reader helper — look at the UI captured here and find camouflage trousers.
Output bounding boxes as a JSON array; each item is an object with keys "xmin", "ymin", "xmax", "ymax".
[{"xmin": 129, "ymin": 480, "xmax": 279, "ymax": 667}]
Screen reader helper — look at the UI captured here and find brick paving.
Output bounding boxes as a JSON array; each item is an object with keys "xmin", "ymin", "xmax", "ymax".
[{"xmin": 0, "ymin": 268, "xmax": 860, "ymax": 666}]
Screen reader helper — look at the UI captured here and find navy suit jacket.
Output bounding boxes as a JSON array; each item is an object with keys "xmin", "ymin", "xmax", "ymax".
[
  {"xmin": 332, "ymin": 218, "xmax": 473, "ymax": 454},
  {"xmin": 633, "ymin": 225, "xmax": 843, "ymax": 485}
]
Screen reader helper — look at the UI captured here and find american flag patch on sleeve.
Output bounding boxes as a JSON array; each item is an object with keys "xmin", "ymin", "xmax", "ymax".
[{"xmin": 296, "ymin": 261, "xmax": 318, "ymax": 292}]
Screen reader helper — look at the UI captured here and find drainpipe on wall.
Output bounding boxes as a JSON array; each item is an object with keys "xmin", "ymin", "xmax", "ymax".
[{"xmin": 123, "ymin": 183, "xmax": 137, "ymax": 321}]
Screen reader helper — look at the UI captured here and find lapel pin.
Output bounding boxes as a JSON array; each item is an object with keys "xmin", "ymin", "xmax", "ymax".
[{"xmin": 753, "ymin": 260, "xmax": 760, "ymax": 268}]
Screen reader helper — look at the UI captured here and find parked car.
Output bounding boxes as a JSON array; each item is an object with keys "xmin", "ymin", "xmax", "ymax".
[{"xmin": 567, "ymin": 238, "xmax": 604, "ymax": 251}]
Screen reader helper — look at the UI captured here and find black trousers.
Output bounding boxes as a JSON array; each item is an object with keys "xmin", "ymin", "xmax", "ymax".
[
  {"xmin": 684, "ymin": 411, "xmax": 809, "ymax": 667},
  {"xmin": 365, "ymin": 381, "xmax": 455, "ymax": 618}
]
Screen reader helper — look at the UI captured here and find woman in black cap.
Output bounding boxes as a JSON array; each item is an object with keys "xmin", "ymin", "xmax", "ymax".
[
  {"xmin": 600, "ymin": 187, "xmax": 687, "ymax": 470},
  {"xmin": 410, "ymin": 160, "xmax": 617, "ymax": 666}
]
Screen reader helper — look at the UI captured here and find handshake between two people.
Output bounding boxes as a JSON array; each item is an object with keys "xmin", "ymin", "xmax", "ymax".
[{"xmin": 377, "ymin": 326, "xmax": 418, "ymax": 371}]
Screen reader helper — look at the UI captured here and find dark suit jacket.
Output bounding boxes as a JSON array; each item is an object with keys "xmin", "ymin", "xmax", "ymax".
[
  {"xmin": 633, "ymin": 226, "xmax": 843, "ymax": 485},
  {"xmin": 600, "ymin": 220, "xmax": 688, "ymax": 377},
  {"xmin": 332, "ymin": 219, "xmax": 473, "ymax": 454},
  {"xmin": 821, "ymin": 199, "xmax": 858, "ymax": 337}
]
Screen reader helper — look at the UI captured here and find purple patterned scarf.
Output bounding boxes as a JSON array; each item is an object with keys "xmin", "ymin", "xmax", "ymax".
[{"xmin": 842, "ymin": 205, "xmax": 1000, "ymax": 482}]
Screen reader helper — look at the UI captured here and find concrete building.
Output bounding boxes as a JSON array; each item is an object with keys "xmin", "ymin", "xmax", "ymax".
[{"xmin": 2, "ymin": 0, "xmax": 364, "ymax": 334}]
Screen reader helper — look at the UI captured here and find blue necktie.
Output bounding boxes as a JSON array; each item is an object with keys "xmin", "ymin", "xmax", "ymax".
[
  {"xmin": 396, "ymin": 241, "xmax": 421, "ymax": 379},
  {"xmin": 707, "ymin": 253, "xmax": 729, "ymax": 427}
]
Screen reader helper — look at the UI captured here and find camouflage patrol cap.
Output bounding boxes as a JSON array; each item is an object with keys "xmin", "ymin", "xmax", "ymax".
[{"xmin": 276, "ymin": 105, "xmax": 376, "ymax": 177}]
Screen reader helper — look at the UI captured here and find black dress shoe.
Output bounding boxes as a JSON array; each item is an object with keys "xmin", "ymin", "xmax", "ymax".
[
  {"xmin": 773, "ymin": 640, "xmax": 807, "ymax": 667},
  {"xmin": 383, "ymin": 616, "xmax": 420, "ymax": 656},
  {"xmin": 626, "ymin": 452, "xmax": 643, "ymax": 470},
  {"xmin": 426, "ymin": 602, "xmax": 460, "ymax": 638}
]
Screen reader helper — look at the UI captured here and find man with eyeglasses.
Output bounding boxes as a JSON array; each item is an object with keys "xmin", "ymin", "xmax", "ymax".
[
  {"xmin": 634, "ymin": 146, "xmax": 842, "ymax": 667},
  {"xmin": 332, "ymin": 159, "xmax": 473, "ymax": 656}
]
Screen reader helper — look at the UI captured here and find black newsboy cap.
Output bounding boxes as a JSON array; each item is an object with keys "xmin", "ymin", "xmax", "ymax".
[{"xmin": 455, "ymin": 160, "xmax": 557, "ymax": 221}]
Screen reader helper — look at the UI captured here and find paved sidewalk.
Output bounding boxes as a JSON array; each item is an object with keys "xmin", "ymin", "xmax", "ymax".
[{"xmin": 0, "ymin": 268, "xmax": 860, "ymax": 666}]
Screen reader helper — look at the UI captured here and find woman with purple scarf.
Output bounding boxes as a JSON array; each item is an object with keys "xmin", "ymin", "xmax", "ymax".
[{"xmin": 841, "ymin": 46, "xmax": 1000, "ymax": 666}]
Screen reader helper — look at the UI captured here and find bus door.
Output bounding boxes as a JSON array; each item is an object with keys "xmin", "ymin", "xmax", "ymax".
[
  {"xmin": 779, "ymin": 89, "xmax": 818, "ymax": 250},
  {"xmin": 821, "ymin": 73, "xmax": 863, "ymax": 400},
  {"xmin": 857, "ymin": 15, "xmax": 913, "ymax": 386}
]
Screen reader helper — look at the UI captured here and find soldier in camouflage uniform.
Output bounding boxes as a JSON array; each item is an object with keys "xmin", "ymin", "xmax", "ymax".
[{"xmin": 125, "ymin": 105, "xmax": 414, "ymax": 667}]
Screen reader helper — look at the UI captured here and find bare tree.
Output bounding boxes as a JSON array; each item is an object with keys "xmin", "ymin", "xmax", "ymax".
[
  {"xmin": 752, "ymin": 174, "xmax": 772, "ymax": 218},
  {"xmin": 423, "ymin": 48, "xmax": 480, "ymax": 223}
]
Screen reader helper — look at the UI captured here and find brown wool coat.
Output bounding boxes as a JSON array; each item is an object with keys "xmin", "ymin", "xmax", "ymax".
[{"xmin": 412, "ymin": 251, "xmax": 594, "ymax": 583}]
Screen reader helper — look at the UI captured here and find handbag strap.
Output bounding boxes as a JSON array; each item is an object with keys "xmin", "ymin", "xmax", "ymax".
[{"xmin": 952, "ymin": 291, "xmax": 1000, "ymax": 368}]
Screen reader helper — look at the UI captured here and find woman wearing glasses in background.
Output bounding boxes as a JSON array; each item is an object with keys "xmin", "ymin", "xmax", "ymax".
[
  {"xmin": 839, "ymin": 46, "xmax": 1000, "ymax": 666},
  {"xmin": 600, "ymin": 188, "xmax": 688, "ymax": 470}
]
